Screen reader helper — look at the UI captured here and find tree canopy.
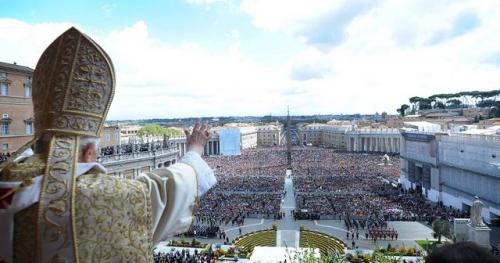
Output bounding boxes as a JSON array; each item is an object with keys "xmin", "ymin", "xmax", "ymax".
[
  {"xmin": 137, "ymin": 124, "xmax": 184, "ymax": 137},
  {"xmin": 397, "ymin": 89, "xmax": 500, "ymax": 114}
]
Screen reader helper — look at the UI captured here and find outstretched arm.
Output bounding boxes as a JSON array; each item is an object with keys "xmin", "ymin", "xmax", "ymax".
[{"xmin": 137, "ymin": 119, "xmax": 217, "ymax": 244}]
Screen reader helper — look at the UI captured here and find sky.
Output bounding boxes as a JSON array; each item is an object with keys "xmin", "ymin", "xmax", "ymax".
[{"xmin": 1, "ymin": 0, "xmax": 500, "ymax": 120}]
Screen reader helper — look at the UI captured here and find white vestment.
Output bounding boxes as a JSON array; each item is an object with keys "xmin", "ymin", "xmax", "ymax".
[{"xmin": 0, "ymin": 150, "xmax": 216, "ymax": 263}]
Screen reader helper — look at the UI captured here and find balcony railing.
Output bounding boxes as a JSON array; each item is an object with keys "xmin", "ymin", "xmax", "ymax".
[
  {"xmin": 0, "ymin": 96, "xmax": 32, "ymax": 104},
  {"xmin": 98, "ymin": 148, "xmax": 178, "ymax": 164}
]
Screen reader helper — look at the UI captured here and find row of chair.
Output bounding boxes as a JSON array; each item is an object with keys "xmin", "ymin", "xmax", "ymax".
[
  {"xmin": 234, "ymin": 229, "xmax": 277, "ymax": 252},
  {"xmin": 299, "ymin": 230, "xmax": 345, "ymax": 257}
]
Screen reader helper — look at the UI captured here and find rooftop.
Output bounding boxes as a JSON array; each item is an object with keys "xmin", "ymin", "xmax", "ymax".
[{"xmin": 0, "ymin": 61, "xmax": 34, "ymax": 74}]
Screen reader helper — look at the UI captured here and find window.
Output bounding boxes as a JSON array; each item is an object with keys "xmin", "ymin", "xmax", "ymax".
[
  {"xmin": 2, "ymin": 143, "xmax": 8, "ymax": 152},
  {"xmin": 25, "ymin": 121, "xmax": 33, "ymax": 135},
  {"xmin": 0, "ymin": 83, "xmax": 8, "ymax": 96},
  {"xmin": 1, "ymin": 123, "xmax": 9, "ymax": 135},
  {"xmin": 24, "ymin": 85, "xmax": 32, "ymax": 97},
  {"xmin": 0, "ymin": 72, "xmax": 6, "ymax": 79}
]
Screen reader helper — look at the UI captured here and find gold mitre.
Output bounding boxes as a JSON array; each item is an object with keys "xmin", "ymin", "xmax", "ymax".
[{"xmin": 32, "ymin": 27, "xmax": 115, "ymax": 137}]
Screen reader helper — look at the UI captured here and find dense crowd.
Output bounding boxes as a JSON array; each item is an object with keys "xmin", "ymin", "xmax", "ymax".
[
  {"xmin": 154, "ymin": 250, "xmax": 215, "ymax": 263},
  {"xmin": 292, "ymin": 149, "xmax": 400, "ymax": 181},
  {"xmin": 292, "ymin": 148, "xmax": 467, "ymax": 224},
  {"xmin": 193, "ymin": 147, "xmax": 287, "ymax": 228},
  {"xmin": 195, "ymin": 192, "xmax": 282, "ymax": 225}
]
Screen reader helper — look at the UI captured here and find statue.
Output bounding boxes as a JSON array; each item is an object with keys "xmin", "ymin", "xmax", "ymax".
[
  {"xmin": 0, "ymin": 27, "xmax": 216, "ymax": 263},
  {"xmin": 470, "ymin": 196, "xmax": 486, "ymax": 227}
]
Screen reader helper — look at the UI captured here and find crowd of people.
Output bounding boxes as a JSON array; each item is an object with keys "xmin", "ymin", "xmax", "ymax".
[
  {"xmin": 154, "ymin": 249, "xmax": 215, "ymax": 263},
  {"xmin": 0, "ymin": 152, "xmax": 11, "ymax": 163},
  {"xmin": 193, "ymin": 147, "xmax": 287, "ymax": 228},
  {"xmin": 99, "ymin": 140, "xmax": 170, "ymax": 156},
  {"xmin": 195, "ymin": 192, "xmax": 282, "ymax": 225},
  {"xmin": 184, "ymin": 225, "xmax": 221, "ymax": 239},
  {"xmin": 291, "ymin": 148, "xmax": 467, "ymax": 225}
]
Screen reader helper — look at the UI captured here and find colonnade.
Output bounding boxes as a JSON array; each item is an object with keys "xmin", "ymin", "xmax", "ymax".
[
  {"xmin": 348, "ymin": 136, "xmax": 401, "ymax": 153},
  {"xmin": 204, "ymin": 140, "xmax": 220, "ymax": 156}
]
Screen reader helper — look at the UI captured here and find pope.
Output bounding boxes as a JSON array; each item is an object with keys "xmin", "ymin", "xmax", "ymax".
[{"xmin": 0, "ymin": 27, "xmax": 216, "ymax": 263}]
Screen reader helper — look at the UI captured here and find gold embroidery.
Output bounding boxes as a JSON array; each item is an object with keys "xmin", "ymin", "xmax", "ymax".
[
  {"xmin": 75, "ymin": 173, "xmax": 153, "ymax": 262},
  {"xmin": 37, "ymin": 135, "xmax": 79, "ymax": 263},
  {"xmin": 32, "ymin": 27, "xmax": 115, "ymax": 139}
]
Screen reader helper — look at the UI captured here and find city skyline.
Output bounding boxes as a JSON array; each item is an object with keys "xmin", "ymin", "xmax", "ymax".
[{"xmin": 1, "ymin": 0, "xmax": 500, "ymax": 120}]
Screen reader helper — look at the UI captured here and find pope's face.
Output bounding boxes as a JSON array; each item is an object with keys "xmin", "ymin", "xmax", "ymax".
[{"xmin": 80, "ymin": 143, "xmax": 97, "ymax": 163}]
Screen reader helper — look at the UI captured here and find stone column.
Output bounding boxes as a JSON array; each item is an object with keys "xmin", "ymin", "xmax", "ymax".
[{"xmin": 396, "ymin": 138, "xmax": 400, "ymax": 153}]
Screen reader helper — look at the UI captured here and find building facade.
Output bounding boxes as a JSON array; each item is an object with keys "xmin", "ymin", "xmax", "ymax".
[
  {"xmin": 100, "ymin": 125, "xmax": 121, "ymax": 147},
  {"xmin": 0, "ymin": 62, "xmax": 34, "ymax": 153},
  {"xmin": 240, "ymin": 126, "xmax": 258, "ymax": 150},
  {"xmin": 400, "ymin": 132, "xmax": 500, "ymax": 223},
  {"xmin": 120, "ymin": 125, "xmax": 142, "ymax": 144},
  {"xmin": 346, "ymin": 128, "xmax": 401, "ymax": 154},
  {"xmin": 298, "ymin": 123, "xmax": 401, "ymax": 154},
  {"xmin": 257, "ymin": 125, "xmax": 282, "ymax": 147}
]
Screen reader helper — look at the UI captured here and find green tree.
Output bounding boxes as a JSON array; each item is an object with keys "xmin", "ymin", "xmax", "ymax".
[
  {"xmin": 435, "ymin": 101, "xmax": 446, "ymax": 109},
  {"xmin": 432, "ymin": 219, "xmax": 450, "ymax": 243},
  {"xmin": 446, "ymin": 99, "xmax": 463, "ymax": 109},
  {"xmin": 397, "ymin": 104, "xmax": 410, "ymax": 117},
  {"xmin": 137, "ymin": 124, "xmax": 184, "ymax": 137},
  {"xmin": 490, "ymin": 101, "xmax": 500, "ymax": 118}
]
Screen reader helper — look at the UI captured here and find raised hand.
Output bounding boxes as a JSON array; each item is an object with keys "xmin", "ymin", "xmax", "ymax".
[{"xmin": 184, "ymin": 119, "xmax": 211, "ymax": 155}]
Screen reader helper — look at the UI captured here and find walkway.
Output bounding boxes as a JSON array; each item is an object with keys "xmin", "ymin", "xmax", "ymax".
[{"xmin": 277, "ymin": 175, "xmax": 300, "ymax": 247}]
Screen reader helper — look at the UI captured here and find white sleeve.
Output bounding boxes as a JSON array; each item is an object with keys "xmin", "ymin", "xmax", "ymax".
[
  {"xmin": 136, "ymin": 151, "xmax": 216, "ymax": 245},
  {"xmin": 179, "ymin": 151, "xmax": 217, "ymax": 196}
]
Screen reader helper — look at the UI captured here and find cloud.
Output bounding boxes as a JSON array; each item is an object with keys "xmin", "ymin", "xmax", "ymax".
[
  {"xmin": 485, "ymin": 52, "xmax": 500, "ymax": 66},
  {"xmin": 298, "ymin": 0, "xmax": 376, "ymax": 51},
  {"xmin": 0, "ymin": 18, "xmax": 77, "ymax": 67},
  {"xmin": 2, "ymin": 0, "xmax": 500, "ymax": 120},
  {"xmin": 429, "ymin": 11, "xmax": 481, "ymax": 45},
  {"xmin": 281, "ymin": 86, "xmax": 307, "ymax": 96},
  {"xmin": 241, "ymin": 0, "xmax": 377, "ymax": 51},
  {"xmin": 0, "ymin": 19, "xmax": 290, "ymax": 119},
  {"xmin": 289, "ymin": 49, "xmax": 332, "ymax": 81}
]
